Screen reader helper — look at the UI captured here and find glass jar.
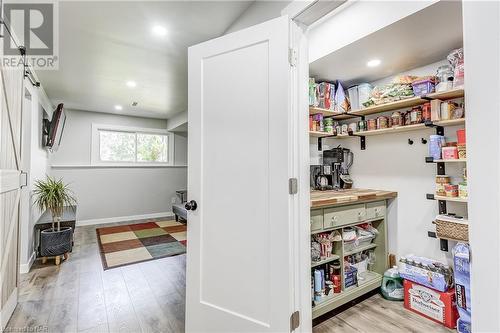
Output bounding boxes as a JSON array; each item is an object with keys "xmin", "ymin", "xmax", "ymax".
[{"xmin": 436, "ymin": 65, "xmax": 454, "ymax": 92}]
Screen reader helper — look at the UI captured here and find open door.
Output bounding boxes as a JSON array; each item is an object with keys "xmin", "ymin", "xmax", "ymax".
[
  {"xmin": 186, "ymin": 16, "xmax": 299, "ymax": 332},
  {"xmin": 0, "ymin": 40, "xmax": 24, "ymax": 327}
]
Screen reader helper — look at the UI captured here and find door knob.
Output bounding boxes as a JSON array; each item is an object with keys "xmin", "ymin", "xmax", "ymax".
[{"xmin": 185, "ymin": 200, "xmax": 198, "ymax": 211}]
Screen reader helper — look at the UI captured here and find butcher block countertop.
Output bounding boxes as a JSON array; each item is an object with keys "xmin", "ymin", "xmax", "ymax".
[{"xmin": 310, "ymin": 188, "xmax": 397, "ymax": 208}]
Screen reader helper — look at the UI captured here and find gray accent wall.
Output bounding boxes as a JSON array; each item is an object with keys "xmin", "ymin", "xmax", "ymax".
[{"xmin": 49, "ymin": 109, "xmax": 187, "ymax": 222}]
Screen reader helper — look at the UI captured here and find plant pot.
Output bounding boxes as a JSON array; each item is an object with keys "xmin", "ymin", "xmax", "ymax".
[{"xmin": 40, "ymin": 227, "xmax": 73, "ymax": 257}]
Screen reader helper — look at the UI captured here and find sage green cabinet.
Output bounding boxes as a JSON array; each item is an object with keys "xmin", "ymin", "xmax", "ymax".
[
  {"xmin": 323, "ymin": 204, "xmax": 365, "ymax": 229},
  {"xmin": 310, "ymin": 209, "xmax": 323, "ymax": 231}
]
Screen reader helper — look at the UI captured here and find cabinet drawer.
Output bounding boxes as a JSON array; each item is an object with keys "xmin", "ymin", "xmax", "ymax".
[
  {"xmin": 324, "ymin": 204, "xmax": 366, "ymax": 228},
  {"xmin": 310, "ymin": 209, "xmax": 323, "ymax": 231},
  {"xmin": 366, "ymin": 201, "xmax": 386, "ymax": 220}
]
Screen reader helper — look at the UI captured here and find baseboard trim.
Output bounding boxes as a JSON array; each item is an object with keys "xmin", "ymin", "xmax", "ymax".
[
  {"xmin": 19, "ymin": 251, "xmax": 36, "ymax": 274},
  {"xmin": 77, "ymin": 211, "xmax": 174, "ymax": 226},
  {"xmin": 1, "ymin": 288, "xmax": 17, "ymax": 329}
]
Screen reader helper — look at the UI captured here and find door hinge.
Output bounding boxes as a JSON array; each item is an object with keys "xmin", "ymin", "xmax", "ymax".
[
  {"xmin": 290, "ymin": 310, "xmax": 300, "ymax": 331},
  {"xmin": 289, "ymin": 178, "xmax": 298, "ymax": 195},
  {"xmin": 288, "ymin": 48, "xmax": 298, "ymax": 67}
]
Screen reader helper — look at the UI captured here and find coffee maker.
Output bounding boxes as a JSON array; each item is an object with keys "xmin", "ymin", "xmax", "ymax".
[{"xmin": 310, "ymin": 146, "xmax": 354, "ymax": 190}]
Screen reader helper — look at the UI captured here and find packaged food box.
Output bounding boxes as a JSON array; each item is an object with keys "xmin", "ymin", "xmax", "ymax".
[
  {"xmin": 412, "ymin": 78, "xmax": 435, "ymax": 96},
  {"xmin": 404, "ymin": 280, "xmax": 459, "ymax": 329}
]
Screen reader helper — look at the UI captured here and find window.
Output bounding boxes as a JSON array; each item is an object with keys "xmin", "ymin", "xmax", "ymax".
[{"xmin": 91, "ymin": 124, "xmax": 174, "ymax": 165}]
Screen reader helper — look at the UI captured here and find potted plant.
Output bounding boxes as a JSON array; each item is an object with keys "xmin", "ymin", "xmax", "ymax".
[{"xmin": 33, "ymin": 176, "xmax": 76, "ymax": 264}]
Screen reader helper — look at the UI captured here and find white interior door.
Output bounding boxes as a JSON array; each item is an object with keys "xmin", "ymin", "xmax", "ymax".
[
  {"xmin": 186, "ymin": 16, "xmax": 297, "ymax": 332},
  {"xmin": 0, "ymin": 41, "xmax": 24, "ymax": 328}
]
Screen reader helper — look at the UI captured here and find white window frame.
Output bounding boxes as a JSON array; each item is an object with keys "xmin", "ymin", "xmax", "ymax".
[{"xmin": 91, "ymin": 123, "xmax": 175, "ymax": 166}]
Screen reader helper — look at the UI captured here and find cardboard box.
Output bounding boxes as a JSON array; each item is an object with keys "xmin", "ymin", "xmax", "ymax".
[{"xmin": 404, "ymin": 279, "xmax": 458, "ymax": 329}]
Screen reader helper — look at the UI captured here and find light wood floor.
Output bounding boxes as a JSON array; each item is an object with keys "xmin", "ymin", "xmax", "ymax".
[{"xmin": 7, "ymin": 218, "xmax": 453, "ymax": 333}]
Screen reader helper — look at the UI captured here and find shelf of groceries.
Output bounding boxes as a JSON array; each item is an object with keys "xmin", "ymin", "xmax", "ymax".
[{"xmin": 309, "ymin": 74, "xmax": 466, "ymax": 138}]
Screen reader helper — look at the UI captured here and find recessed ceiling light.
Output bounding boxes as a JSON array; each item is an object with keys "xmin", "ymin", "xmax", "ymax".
[
  {"xmin": 152, "ymin": 25, "xmax": 167, "ymax": 37},
  {"xmin": 114, "ymin": 105, "xmax": 123, "ymax": 111},
  {"xmin": 366, "ymin": 59, "xmax": 381, "ymax": 68},
  {"xmin": 126, "ymin": 80, "xmax": 137, "ymax": 88}
]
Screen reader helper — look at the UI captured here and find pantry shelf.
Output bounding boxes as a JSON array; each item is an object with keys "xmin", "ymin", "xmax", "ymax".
[
  {"xmin": 319, "ymin": 118, "xmax": 466, "ymax": 138},
  {"xmin": 431, "ymin": 159, "xmax": 467, "ymax": 163},
  {"xmin": 434, "ymin": 195, "xmax": 468, "ymax": 203},
  {"xmin": 344, "ymin": 243, "xmax": 377, "ymax": 256},
  {"xmin": 311, "ymin": 255, "xmax": 341, "ymax": 268},
  {"xmin": 314, "ymin": 88, "xmax": 465, "ymax": 121},
  {"xmin": 309, "ymin": 106, "xmax": 347, "ymax": 118}
]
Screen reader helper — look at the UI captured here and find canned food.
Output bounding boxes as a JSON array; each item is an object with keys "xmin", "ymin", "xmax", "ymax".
[
  {"xmin": 367, "ymin": 119, "xmax": 376, "ymax": 131},
  {"xmin": 376, "ymin": 116, "xmax": 388, "ymax": 129},
  {"xmin": 358, "ymin": 120, "xmax": 366, "ymax": 132},
  {"xmin": 391, "ymin": 112, "xmax": 402, "ymax": 127}
]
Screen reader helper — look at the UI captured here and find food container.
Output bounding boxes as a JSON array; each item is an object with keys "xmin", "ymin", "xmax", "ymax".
[
  {"xmin": 367, "ymin": 119, "xmax": 376, "ymax": 131},
  {"xmin": 344, "ymin": 265, "xmax": 358, "ymax": 288},
  {"xmin": 341, "ymin": 124, "xmax": 348, "ymax": 135},
  {"xmin": 357, "ymin": 83, "xmax": 373, "ymax": 107},
  {"xmin": 457, "ymin": 129, "xmax": 466, "ymax": 145},
  {"xmin": 347, "ymin": 86, "xmax": 359, "ymax": 111},
  {"xmin": 451, "ymin": 104, "xmax": 465, "ymax": 119},
  {"xmin": 422, "ymin": 103, "xmax": 431, "ymax": 122},
  {"xmin": 444, "ymin": 184, "xmax": 459, "ymax": 197},
  {"xmin": 436, "ymin": 175, "xmax": 451, "ymax": 196},
  {"xmin": 459, "ymin": 182, "xmax": 468, "ymax": 199},
  {"xmin": 410, "ymin": 107, "xmax": 423, "ymax": 124},
  {"xmin": 391, "ymin": 111, "xmax": 403, "ymax": 127},
  {"xmin": 458, "ymin": 144, "xmax": 466, "ymax": 159},
  {"xmin": 348, "ymin": 122, "xmax": 358, "ymax": 133},
  {"xmin": 376, "ymin": 116, "xmax": 388, "ymax": 129},
  {"xmin": 436, "ymin": 65, "xmax": 454, "ymax": 92},
  {"xmin": 440, "ymin": 102, "xmax": 457, "ymax": 121},
  {"xmin": 358, "ymin": 120, "xmax": 366, "ymax": 132},
  {"xmin": 412, "ymin": 78, "xmax": 435, "ymax": 96},
  {"xmin": 404, "ymin": 111, "xmax": 411, "ymax": 126},
  {"xmin": 442, "ymin": 146, "xmax": 458, "ymax": 160},
  {"xmin": 435, "ymin": 214, "xmax": 468, "ymax": 242},
  {"xmin": 429, "ymin": 135, "xmax": 446, "ymax": 160}
]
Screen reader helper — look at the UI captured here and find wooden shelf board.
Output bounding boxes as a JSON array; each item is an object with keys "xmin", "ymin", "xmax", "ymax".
[
  {"xmin": 311, "ymin": 255, "xmax": 341, "ymax": 268},
  {"xmin": 328, "ymin": 118, "xmax": 466, "ymax": 138},
  {"xmin": 434, "ymin": 118, "xmax": 465, "ymax": 127},
  {"xmin": 432, "ymin": 159, "xmax": 467, "ymax": 163},
  {"xmin": 350, "ymin": 97, "xmax": 423, "ymax": 116},
  {"xmin": 426, "ymin": 88, "xmax": 465, "ymax": 100},
  {"xmin": 309, "ymin": 131, "xmax": 333, "ymax": 138},
  {"xmin": 434, "ymin": 195, "xmax": 468, "ymax": 203},
  {"xmin": 309, "ymin": 106, "xmax": 345, "ymax": 117},
  {"xmin": 344, "ymin": 243, "xmax": 377, "ymax": 257}
]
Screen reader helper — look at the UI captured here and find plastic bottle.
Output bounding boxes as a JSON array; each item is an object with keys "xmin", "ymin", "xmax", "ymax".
[{"xmin": 381, "ymin": 266, "xmax": 404, "ymax": 301}]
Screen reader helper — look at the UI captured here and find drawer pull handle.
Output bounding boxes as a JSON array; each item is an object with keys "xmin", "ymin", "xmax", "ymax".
[{"xmin": 331, "ymin": 216, "xmax": 338, "ymax": 222}]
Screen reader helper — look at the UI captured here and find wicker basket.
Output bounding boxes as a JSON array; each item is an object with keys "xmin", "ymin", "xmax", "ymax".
[{"xmin": 435, "ymin": 215, "xmax": 468, "ymax": 242}]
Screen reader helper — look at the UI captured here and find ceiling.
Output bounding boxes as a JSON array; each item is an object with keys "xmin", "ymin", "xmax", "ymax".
[
  {"xmin": 37, "ymin": 1, "xmax": 253, "ymax": 119},
  {"xmin": 309, "ymin": 1, "xmax": 463, "ymax": 87}
]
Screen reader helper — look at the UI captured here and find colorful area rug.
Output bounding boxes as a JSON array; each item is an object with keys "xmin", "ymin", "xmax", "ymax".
[{"xmin": 96, "ymin": 220, "xmax": 187, "ymax": 269}]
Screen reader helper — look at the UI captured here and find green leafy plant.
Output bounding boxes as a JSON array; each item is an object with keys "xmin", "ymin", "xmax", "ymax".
[{"xmin": 32, "ymin": 176, "xmax": 76, "ymax": 231}]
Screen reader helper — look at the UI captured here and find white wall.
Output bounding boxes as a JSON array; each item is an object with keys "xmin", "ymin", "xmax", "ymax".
[
  {"xmin": 224, "ymin": 1, "xmax": 292, "ymax": 34},
  {"xmin": 307, "ymin": 0, "xmax": 437, "ymax": 63},
  {"xmin": 310, "ymin": 60, "xmax": 466, "ymax": 264},
  {"xmin": 463, "ymin": 1, "xmax": 500, "ymax": 331},
  {"xmin": 49, "ymin": 109, "xmax": 187, "ymax": 223}
]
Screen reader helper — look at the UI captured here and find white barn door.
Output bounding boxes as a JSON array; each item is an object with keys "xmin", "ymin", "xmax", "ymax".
[
  {"xmin": 186, "ymin": 16, "xmax": 298, "ymax": 332},
  {"xmin": 0, "ymin": 41, "xmax": 24, "ymax": 327}
]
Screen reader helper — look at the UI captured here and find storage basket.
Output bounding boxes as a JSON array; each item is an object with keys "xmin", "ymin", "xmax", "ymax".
[
  {"xmin": 344, "ymin": 234, "xmax": 375, "ymax": 252},
  {"xmin": 435, "ymin": 214, "xmax": 468, "ymax": 242},
  {"xmin": 344, "ymin": 265, "xmax": 358, "ymax": 288},
  {"xmin": 412, "ymin": 79, "xmax": 435, "ymax": 96}
]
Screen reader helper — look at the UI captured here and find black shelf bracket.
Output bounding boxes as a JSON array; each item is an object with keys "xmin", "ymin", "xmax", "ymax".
[
  {"xmin": 440, "ymin": 239, "xmax": 449, "ymax": 251},
  {"xmin": 318, "ymin": 137, "xmax": 322, "ymax": 151},
  {"xmin": 425, "ymin": 156, "xmax": 435, "ymax": 163}
]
